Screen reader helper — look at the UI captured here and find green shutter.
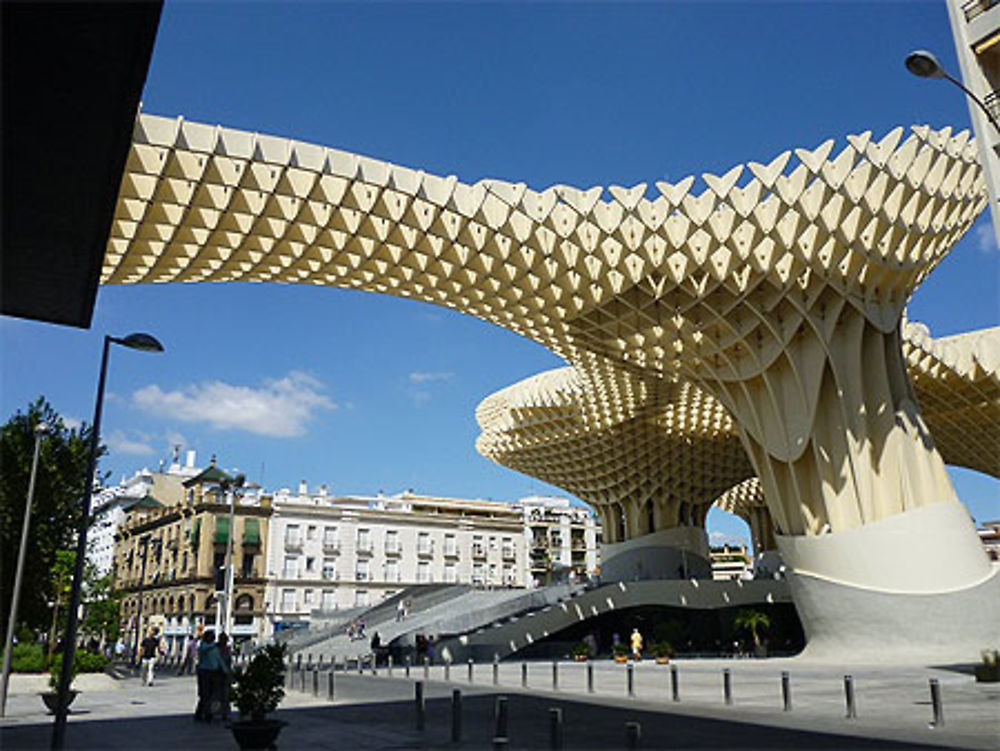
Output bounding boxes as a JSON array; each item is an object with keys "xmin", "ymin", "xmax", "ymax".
[
  {"xmin": 243, "ymin": 517, "xmax": 261, "ymax": 546},
  {"xmin": 190, "ymin": 519, "xmax": 201, "ymax": 547},
  {"xmin": 214, "ymin": 515, "xmax": 230, "ymax": 544}
]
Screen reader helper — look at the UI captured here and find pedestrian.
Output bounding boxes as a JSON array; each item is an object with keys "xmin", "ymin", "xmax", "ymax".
[
  {"xmin": 217, "ymin": 633, "xmax": 233, "ymax": 725},
  {"xmin": 630, "ymin": 628, "xmax": 643, "ymax": 661},
  {"xmin": 396, "ymin": 600, "xmax": 405, "ymax": 622},
  {"xmin": 370, "ymin": 631, "xmax": 381, "ymax": 665},
  {"xmin": 178, "ymin": 631, "xmax": 198, "ymax": 676},
  {"xmin": 140, "ymin": 627, "xmax": 162, "ymax": 686},
  {"xmin": 194, "ymin": 629, "xmax": 223, "ymax": 722}
]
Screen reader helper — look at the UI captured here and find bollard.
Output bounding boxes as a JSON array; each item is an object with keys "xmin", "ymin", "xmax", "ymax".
[
  {"xmin": 424, "ymin": 656, "xmax": 430, "ymax": 680},
  {"xmin": 296, "ymin": 654, "xmax": 303, "ymax": 672},
  {"xmin": 587, "ymin": 661, "xmax": 594, "ymax": 694},
  {"xmin": 358, "ymin": 655, "xmax": 363, "ymax": 675},
  {"xmin": 388, "ymin": 655, "xmax": 393, "ymax": 677},
  {"xmin": 312, "ymin": 668, "xmax": 319, "ymax": 696},
  {"xmin": 405, "ymin": 655, "xmax": 411, "ymax": 678},
  {"xmin": 327, "ymin": 669, "xmax": 335, "ymax": 700},
  {"xmin": 844, "ymin": 675, "xmax": 857, "ymax": 719},
  {"xmin": 549, "ymin": 707, "xmax": 563, "ymax": 750},
  {"xmin": 308, "ymin": 653, "xmax": 313, "ymax": 670},
  {"xmin": 627, "ymin": 662, "xmax": 635, "ymax": 697},
  {"xmin": 415, "ymin": 681, "xmax": 426, "ymax": 730},
  {"xmin": 625, "ymin": 721, "xmax": 641, "ymax": 750},
  {"xmin": 493, "ymin": 654, "xmax": 499, "ymax": 686},
  {"xmin": 445, "ymin": 658, "xmax": 451, "ymax": 682},
  {"xmin": 781, "ymin": 671, "xmax": 791, "ymax": 711},
  {"xmin": 494, "ymin": 695, "xmax": 508, "ymax": 739},
  {"xmin": 468, "ymin": 658, "xmax": 474, "ymax": 683},
  {"xmin": 451, "ymin": 688, "xmax": 462, "ymax": 742},
  {"xmin": 552, "ymin": 660, "xmax": 559, "ymax": 691},
  {"xmin": 521, "ymin": 662, "xmax": 528, "ymax": 688},
  {"xmin": 285, "ymin": 659, "xmax": 293, "ymax": 689},
  {"xmin": 371, "ymin": 654, "xmax": 377, "ymax": 676},
  {"xmin": 723, "ymin": 668, "xmax": 732, "ymax": 705},
  {"xmin": 929, "ymin": 678, "xmax": 944, "ymax": 727},
  {"xmin": 333, "ymin": 655, "xmax": 339, "ymax": 673},
  {"xmin": 670, "ymin": 664, "xmax": 679, "ymax": 702},
  {"xmin": 300, "ymin": 667, "xmax": 307, "ymax": 692},
  {"xmin": 492, "ymin": 738, "xmax": 509, "ymax": 751}
]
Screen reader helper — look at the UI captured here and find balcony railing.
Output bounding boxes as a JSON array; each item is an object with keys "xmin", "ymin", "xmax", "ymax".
[
  {"xmin": 985, "ymin": 90, "xmax": 1000, "ymax": 125},
  {"xmin": 417, "ymin": 545, "xmax": 434, "ymax": 557},
  {"xmin": 384, "ymin": 542, "xmax": 402, "ymax": 556},
  {"xmin": 964, "ymin": 0, "xmax": 999, "ymax": 21},
  {"xmin": 443, "ymin": 546, "xmax": 458, "ymax": 558},
  {"xmin": 356, "ymin": 540, "xmax": 373, "ymax": 555},
  {"xmin": 284, "ymin": 537, "xmax": 303, "ymax": 551},
  {"xmin": 322, "ymin": 539, "xmax": 340, "ymax": 553}
]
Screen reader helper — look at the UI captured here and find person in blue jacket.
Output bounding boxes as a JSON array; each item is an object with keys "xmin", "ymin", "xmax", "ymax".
[{"xmin": 194, "ymin": 629, "xmax": 224, "ymax": 722}]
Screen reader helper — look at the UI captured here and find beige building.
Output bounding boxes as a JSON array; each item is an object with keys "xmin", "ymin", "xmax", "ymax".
[
  {"xmin": 265, "ymin": 486, "xmax": 526, "ymax": 633},
  {"xmin": 116, "ymin": 459, "xmax": 272, "ymax": 652},
  {"xmin": 710, "ymin": 544, "xmax": 754, "ymax": 582}
]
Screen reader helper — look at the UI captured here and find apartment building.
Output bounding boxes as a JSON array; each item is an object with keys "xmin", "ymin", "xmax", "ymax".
[
  {"xmin": 265, "ymin": 485, "xmax": 526, "ymax": 634},
  {"xmin": 519, "ymin": 496, "xmax": 601, "ymax": 586},
  {"xmin": 710, "ymin": 544, "xmax": 754, "ymax": 581}
]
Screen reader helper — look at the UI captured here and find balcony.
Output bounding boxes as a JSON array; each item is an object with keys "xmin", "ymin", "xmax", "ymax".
[
  {"xmin": 356, "ymin": 541, "xmax": 373, "ymax": 555},
  {"xmin": 322, "ymin": 539, "xmax": 340, "ymax": 553},
  {"xmin": 417, "ymin": 544, "xmax": 434, "ymax": 558},
  {"xmin": 284, "ymin": 537, "xmax": 303, "ymax": 551},
  {"xmin": 964, "ymin": 0, "xmax": 999, "ymax": 21},
  {"xmin": 384, "ymin": 542, "xmax": 402, "ymax": 556},
  {"xmin": 986, "ymin": 90, "xmax": 1000, "ymax": 126},
  {"xmin": 471, "ymin": 545, "xmax": 486, "ymax": 559}
]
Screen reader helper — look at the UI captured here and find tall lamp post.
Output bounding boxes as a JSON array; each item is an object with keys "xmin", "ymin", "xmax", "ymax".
[
  {"xmin": 905, "ymin": 50, "xmax": 1000, "ymax": 135},
  {"xmin": 51, "ymin": 333, "xmax": 163, "ymax": 750},
  {"xmin": 220, "ymin": 474, "xmax": 246, "ymax": 637},
  {"xmin": 0, "ymin": 422, "xmax": 50, "ymax": 717}
]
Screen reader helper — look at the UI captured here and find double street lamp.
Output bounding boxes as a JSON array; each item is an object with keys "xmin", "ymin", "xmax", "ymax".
[{"xmin": 51, "ymin": 333, "xmax": 163, "ymax": 751}]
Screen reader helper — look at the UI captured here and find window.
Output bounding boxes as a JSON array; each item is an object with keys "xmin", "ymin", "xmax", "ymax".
[
  {"xmin": 489, "ymin": 536, "xmax": 498, "ymax": 551},
  {"xmin": 385, "ymin": 530, "xmax": 399, "ymax": 553},
  {"xmin": 306, "ymin": 556, "xmax": 315, "ymax": 573},
  {"xmin": 503, "ymin": 565, "xmax": 515, "ymax": 585},
  {"xmin": 489, "ymin": 563, "xmax": 498, "ymax": 583},
  {"xmin": 283, "ymin": 556, "xmax": 298, "ymax": 579},
  {"xmin": 357, "ymin": 528, "xmax": 372, "ymax": 553},
  {"xmin": 444, "ymin": 534, "xmax": 457, "ymax": 556},
  {"xmin": 323, "ymin": 526, "xmax": 339, "ymax": 550},
  {"xmin": 355, "ymin": 590, "xmax": 369, "ymax": 607},
  {"xmin": 472, "ymin": 535, "xmax": 485, "ymax": 558},
  {"xmin": 285, "ymin": 525, "xmax": 301, "ymax": 548},
  {"xmin": 307, "ymin": 525, "xmax": 317, "ymax": 541},
  {"xmin": 472, "ymin": 562, "xmax": 485, "ymax": 585},
  {"xmin": 304, "ymin": 589, "xmax": 314, "ymax": 605},
  {"xmin": 385, "ymin": 560, "xmax": 399, "ymax": 582},
  {"xmin": 417, "ymin": 561, "xmax": 431, "ymax": 583},
  {"xmin": 356, "ymin": 559, "xmax": 370, "ymax": 582},
  {"xmin": 322, "ymin": 558, "xmax": 337, "ymax": 580},
  {"xmin": 417, "ymin": 532, "xmax": 432, "ymax": 555},
  {"xmin": 281, "ymin": 588, "xmax": 296, "ymax": 612},
  {"xmin": 241, "ymin": 552, "xmax": 254, "ymax": 578},
  {"xmin": 502, "ymin": 537, "xmax": 514, "ymax": 558},
  {"xmin": 445, "ymin": 562, "xmax": 457, "ymax": 583},
  {"xmin": 321, "ymin": 590, "xmax": 336, "ymax": 611}
]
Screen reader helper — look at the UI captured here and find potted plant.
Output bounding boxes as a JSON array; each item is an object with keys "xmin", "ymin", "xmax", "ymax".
[
  {"xmin": 612, "ymin": 643, "xmax": 630, "ymax": 663},
  {"xmin": 229, "ymin": 643, "xmax": 289, "ymax": 750},
  {"xmin": 41, "ymin": 655, "xmax": 78, "ymax": 714},
  {"xmin": 651, "ymin": 641, "xmax": 674, "ymax": 665},
  {"xmin": 572, "ymin": 642, "xmax": 589, "ymax": 662},
  {"xmin": 975, "ymin": 650, "xmax": 999, "ymax": 683}
]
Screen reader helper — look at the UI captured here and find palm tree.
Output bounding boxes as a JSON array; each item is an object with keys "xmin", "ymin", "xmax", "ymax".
[{"xmin": 734, "ymin": 609, "xmax": 771, "ymax": 653}]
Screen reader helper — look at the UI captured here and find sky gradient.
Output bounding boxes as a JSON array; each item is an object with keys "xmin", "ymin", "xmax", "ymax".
[{"xmin": 2, "ymin": 2, "xmax": 998, "ymax": 547}]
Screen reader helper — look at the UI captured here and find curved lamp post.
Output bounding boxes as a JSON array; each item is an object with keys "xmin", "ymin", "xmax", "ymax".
[
  {"xmin": 0, "ymin": 422, "xmax": 50, "ymax": 717},
  {"xmin": 51, "ymin": 333, "xmax": 163, "ymax": 750},
  {"xmin": 905, "ymin": 50, "xmax": 1000, "ymax": 135}
]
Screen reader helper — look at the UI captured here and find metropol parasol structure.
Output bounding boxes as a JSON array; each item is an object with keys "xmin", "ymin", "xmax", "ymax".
[{"xmin": 101, "ymin": 112, "xmax": 999, "ymax": 660}]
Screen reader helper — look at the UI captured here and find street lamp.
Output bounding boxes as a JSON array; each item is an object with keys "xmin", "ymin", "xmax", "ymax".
[
  {"xmin": 51, "ymin": 333, "xmax": 163, "ymax": 750},
  {"xmin": 218, "ymin": 474, "xmax": 246, "ymax": 637},
  {"xmin": 905, "ymin": 49, "xmax": 1000, "ymax": 135},
  {"xmin": 0, "ymin": 422, "xmax": 50, "ymax": 717}
]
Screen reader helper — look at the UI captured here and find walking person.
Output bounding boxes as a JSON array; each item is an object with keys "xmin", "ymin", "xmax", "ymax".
[
  {"xmin": 216, "ymin": 633, "xmax": 233, "ymax": 725},
  {"xmin": 630, "ymin": 627, "xmax": 644, "ymax": 661},
  {"xmin": 140, "ymin": 627, "xmax": 162, "ymax": 686},
  {"xmin": 194, "ymin": 629, "xmax": 223, "ymax": 722},
  {"xmin": 177, "ymin": 631, "xmax": 198, "ymax": 676}
]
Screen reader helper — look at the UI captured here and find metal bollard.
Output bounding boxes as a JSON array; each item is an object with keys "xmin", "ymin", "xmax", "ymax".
[
  {"xmin": 549, "ymin": 707, "xmax": 563, "ymax": 750},
  {"xmin": 424, "ymin": 656, "xmax": 430, "ymax": 680},
  {"xmin": 625, "ymin": 721, "xmax": 641, "ymax": 749},
  {"xmin": 445, "ymin": 658, "xmax": 451, "ymax": 681},
  {"xmin": 670, "ymin": 664, "xmax": 679, "ymax": 702},
  {"xmin": 415, "ymin": 681, "xmax": 425, "ymax": 730},
  {"xmin": 521, "ymin": 662, "xmax": 528, "ymax": 688},
  {"xmin": 493, "ymin": 655, "xmax": 499, "ymax": 685},
  {"xmin": 552, "ymin": 660, "xmax": 559, "ymax": 690},
  {"xmin": 723, "ymin": 668, "xmax": 732, "ymax": 705},
  {"xmin": 492, "ymin": 738, "xmax": 509, "ymax": 751},
  {"xmin": 371, "ymin": 654, "xmax": 377, "ymax": 676},
  {"xmin": 781, "ymin": 671, "xmax": 791, "ymax": 711},
  {"xmin": 405, "ymin": 655, "xmax": 411, "ymax": 678},
  {"xmin": 296, "ymin": 654, "xmax": 302, "ymax": 672},
  {"xmin": 451, "ymin": 688, "xmax": 462, "ymax": 742},
  {"xmin": 627, "ymin": 662, "xmax": 634, "ymax": 697},
  {"xmin": 468, "ymin": 658, "xmax": 474, "ymax": 683},
  {"xmin": 929, "ymin": 678, "xmax": 944, "ymax": 727},
  {"xmin": 358, "ymin": 655, "xmax": 363, "ymax": 675},
  {"xmin": 312, "ymin": 668, "xmax": 319, "ymax": 696},
  {"xmin": 494, "ymin": 696, "xmax": 508, "ymax": 739},
  {"xmin": 300, "ymin": 667, "xmax": 306, "ymax": 692},
  {"xmin": 844, "ymin": 675, "xmax": 857, "ymax": 719},
  {"xmin": 308, "ymin": 653, "xmax": 313, "ymax": 669},
  {"xmin": 327, "ymin": 669, "xmax": 335, "ymax": 700},
  {"xmin": 587, "ymin": 661, "xmax": 594, "ymax": 693},
  {"xmin": 388, "ymin": 655, "xmax": 393, "ymax": 676}
]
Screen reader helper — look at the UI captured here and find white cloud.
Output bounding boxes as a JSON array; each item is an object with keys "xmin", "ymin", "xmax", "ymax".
[
  {"xmin": 975, "ymin": 223, "xmax": 998, "ymax": 252},
  {"xmin": 106, "ymin": 429, "xmax": 156, "ymax": 456},
  {"xmin": 709, "ymin": 530, "xmax": 748, "ymax": 547},
  {"xmin": 61, "ymin": 415, "xmax": 82, "ymax": 431},
  {"xmin": 131, "ymin": 371, "xmax": 335, "ymax": 437},
  {"xmin": 408, "ymin": 371, "xmax": 454, "ymax": 384}
]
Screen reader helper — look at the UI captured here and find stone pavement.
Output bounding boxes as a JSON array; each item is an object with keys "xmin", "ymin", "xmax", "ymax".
[{"xmin": 1, "ymin": 657, "xmax": 997, "ymax": 750}]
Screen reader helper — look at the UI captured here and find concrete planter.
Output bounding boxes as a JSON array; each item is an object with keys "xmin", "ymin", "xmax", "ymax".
[
  {"xmin": 40, "ymin": 690, "xmax": 78, "ymax": 714},
  {"xmin": 230, "ymin": 718, "xmax": 287, "ymax": 750}
]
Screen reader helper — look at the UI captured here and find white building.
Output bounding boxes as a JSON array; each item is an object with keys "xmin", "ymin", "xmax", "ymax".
[
  {"xmin": 264, "ymin": 484, "xmax": 527, "ymax": 634},
  {"xmin": 710, "ymin": 544, "xmax": 755, "ymax": 582},
  {"xmin": 88, "ymin": 448, "xmax": 202, "ymax": 576},
  {"xmin": 517, "ymin": 495, "xmax": 601, "ymax": 586}
]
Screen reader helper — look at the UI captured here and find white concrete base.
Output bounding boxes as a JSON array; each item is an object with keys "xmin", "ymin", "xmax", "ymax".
[
  {"xmin": 777, "ymin": 501, "xmax": 1000, "ymax": 663},
  {"xmin": 601, "ymin": 526, "xmax": 712, "ymax": 582}
]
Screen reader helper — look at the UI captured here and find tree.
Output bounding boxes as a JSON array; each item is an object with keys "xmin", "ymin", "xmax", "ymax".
[
  {"xmin": 734, "ymin": 609, "xmax": 771, "ymax": 651},
  {"xmin": 81, "ymin": 571, "xmax": 122, "ymax": 646},
  {"xmin": 0, "ymin": 398, "xmax": 100, "ymax": 636}
]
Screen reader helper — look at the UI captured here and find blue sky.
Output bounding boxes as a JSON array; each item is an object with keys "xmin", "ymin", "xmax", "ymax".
[{"xmin": 2, "ymin": 1, "xmax": 998, "ymax": 547}]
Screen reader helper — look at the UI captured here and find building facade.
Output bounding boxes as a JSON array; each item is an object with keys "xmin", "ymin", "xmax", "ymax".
[
  {"xmin": 710, "ymin": 544, "xmax": 754, "ymax": 581},
  {"xmin": 519, "ymin": 496, "xmax": 601, "ymax": 586},
  {"xmin": 264, "ymin": 485, "xmax": 527, "ymax": 634},
  {"xmin": 115, "ymin": 460, "xmax": 271, "ymax": 653}
]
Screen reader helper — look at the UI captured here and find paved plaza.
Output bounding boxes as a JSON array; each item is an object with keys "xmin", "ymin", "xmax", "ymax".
[{"xmin": 2, "ymin": 657, "xmax": 998, "ymax": 749}]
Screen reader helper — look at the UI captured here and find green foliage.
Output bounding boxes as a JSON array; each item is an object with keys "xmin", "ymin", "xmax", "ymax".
[
  {"xmin": 82, "ymin": 572, "xmax": 122, "ymax": 642},
  {"xmin": 650, "ymin": 641, "xmax": 675, "ymax": 659},
  {"xmin": 572, "ymin": 641, "xmax": 589, "ymax": 657},
  {"xmin": 48, "ymin": 652, "xmax": 79, "ymax": 690},
  {"xmin": 734, "ymin": 609, "xmax": 771, "ymax": 648},
  {"xmin": 10, "ymin": 642, "xmax": 47, "ymax": 673},
  {"xmin": 0, "ymin": 398, "xmax": 100, "ymax": 634},
  {"xmin": 74, "ymin": 650, "xmax": 109, "ymax": 673},
  {"xmin": 231, "ymin": 643, "xmax": 287, "ymax": 722},
  {"xmin": 612, "ymin": 642, "xmax": 629, "ymax": 657}
]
